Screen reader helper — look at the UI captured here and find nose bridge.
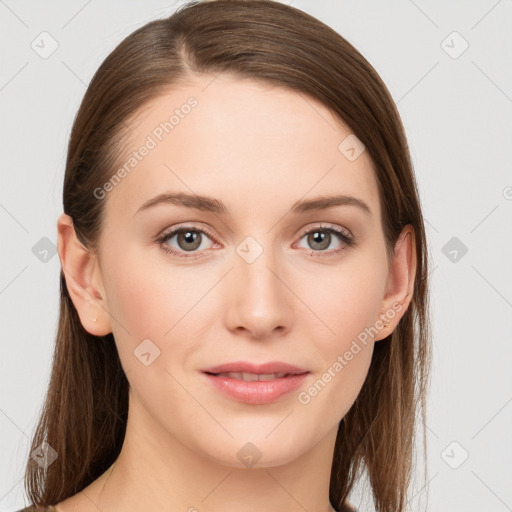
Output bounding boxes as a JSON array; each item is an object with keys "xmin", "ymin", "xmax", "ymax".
[
  {"xmin": 226, "ymin": 233, "xmax": 291, "ymax": 337},
  {"xmin": 236, "ymin": 234, "xmax": 283, "ymax": 305}
]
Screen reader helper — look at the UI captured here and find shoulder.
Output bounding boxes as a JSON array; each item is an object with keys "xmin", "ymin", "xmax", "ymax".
[
  {"xmin": 340, "ymin": 501, "xmax": 358, "ymax": 512},
  {"xmin": 14, "ymin": 506, "xmax": 57, "ymax": 512}
]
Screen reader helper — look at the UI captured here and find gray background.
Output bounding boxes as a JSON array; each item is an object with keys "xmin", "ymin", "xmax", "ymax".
[{"xmin": 1, "ymin": 1, "xmax": 511, "ymax": 511}]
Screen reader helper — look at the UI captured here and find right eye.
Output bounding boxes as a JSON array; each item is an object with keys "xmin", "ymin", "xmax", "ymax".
[{"xmin": 157, "ymin": 225, "xmax": 218, "ymax": 259}]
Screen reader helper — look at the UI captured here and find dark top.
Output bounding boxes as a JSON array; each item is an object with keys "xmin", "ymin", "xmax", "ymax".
[
  {"xmin": 16, "ymin": 501, "xmax": 357, "ymax": 511},
  {"xmin": 15, "ymin": 508, "xmax": 57, "ymax": 512}
]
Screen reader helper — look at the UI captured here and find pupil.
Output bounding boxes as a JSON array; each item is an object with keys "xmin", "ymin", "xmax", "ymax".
[
  {"xmin": 179, "ymin": 231, "xmax": 201, "ymax": 251},
  {"xmin": 309, "ymin": 231, "xmax": 330, "ymax": 250}
]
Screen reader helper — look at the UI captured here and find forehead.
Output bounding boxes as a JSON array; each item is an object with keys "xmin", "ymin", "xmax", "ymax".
[{"xmin": 103, "ymin": 73, "xmax": 380, "ymax": 223}]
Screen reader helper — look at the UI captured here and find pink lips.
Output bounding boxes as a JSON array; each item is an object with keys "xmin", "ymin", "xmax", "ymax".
[{"xmin": 201, "ymin": 361, "xmax": 310, "ymax": 405}]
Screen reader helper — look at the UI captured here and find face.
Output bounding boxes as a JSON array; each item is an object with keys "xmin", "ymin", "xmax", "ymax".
[{"xmin": 85, "ymin": 74, "xmax": 396, "ymax": 468}]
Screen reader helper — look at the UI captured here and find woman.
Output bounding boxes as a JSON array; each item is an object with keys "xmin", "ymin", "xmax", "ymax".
[{"xmin": 19, "ymin": 1, "xmax": 431, "ymax": 511}]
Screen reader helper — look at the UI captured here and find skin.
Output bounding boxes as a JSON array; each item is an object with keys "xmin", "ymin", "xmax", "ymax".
[{"xmin": 56, "ymin": 73, "xmax": 416, "ymax": 512}]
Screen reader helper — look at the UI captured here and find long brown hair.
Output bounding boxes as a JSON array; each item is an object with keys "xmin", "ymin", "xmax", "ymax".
[{"xmin": 24, "ymin": 1, "xmax": 432, "ymax": 511}]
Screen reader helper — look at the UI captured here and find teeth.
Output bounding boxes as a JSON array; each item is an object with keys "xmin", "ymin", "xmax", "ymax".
[
  {"xmin": 215, "ymin": 372, "xmax": 288, "ymax": 381},
  {"xmin": 224, "ymin": 372, "xmax": 242, "ymax": 380},
  {"xmin": 258, "ymin": 373, "xmax": 285, "ymax": 381},
  {"xmin": 241, "ymin": 372, "xmax": 259, "ymax": 381}
]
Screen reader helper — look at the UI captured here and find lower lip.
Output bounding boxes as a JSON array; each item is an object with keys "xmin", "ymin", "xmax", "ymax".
[{"xmin": 202, "ymin": 372, "xmax": 309, "ymax": 405}]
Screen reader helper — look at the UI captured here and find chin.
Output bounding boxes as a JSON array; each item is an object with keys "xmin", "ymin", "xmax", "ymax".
[{"xmin": 194, "ymin": 431, "xmax": 312, "ymax": 470}]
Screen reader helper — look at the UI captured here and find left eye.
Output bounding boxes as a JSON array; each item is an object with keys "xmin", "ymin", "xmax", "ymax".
[
  {"xmin": 295, "ymin": 226, "xmax": 353, "ymax": 254},
  {"xmin": 157, "ymin": 224, "xmax": 354, "ymax": 259}
]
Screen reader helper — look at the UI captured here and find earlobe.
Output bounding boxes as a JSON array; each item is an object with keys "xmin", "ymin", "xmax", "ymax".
[
  {"xmin": 57, "ymin": 213, "xmax": 112, "ymax": 336},
  {"xmin": 374, "ymin": 225, "xmax": 417, "ymax": 342}
]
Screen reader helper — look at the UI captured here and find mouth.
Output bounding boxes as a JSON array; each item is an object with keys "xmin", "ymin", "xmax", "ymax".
[{"xmin": 201, "ymin": 366, "xmax": 310, "ymax": 405}]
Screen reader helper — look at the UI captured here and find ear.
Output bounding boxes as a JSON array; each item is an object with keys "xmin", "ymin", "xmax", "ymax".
[
  {"xmin": 373, "ymin": 224, "xmax": 417, "ymax": 342},
  {"xmin": 57, "ymin": 213, "xmax": 112, "ymax": 336}
]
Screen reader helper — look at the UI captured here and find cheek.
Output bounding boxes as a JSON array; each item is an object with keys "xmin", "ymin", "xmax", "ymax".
[
  {"xmin": 298, "ymin": 282, "xmax": 377, "ymax": 422},
  {"xmin": 295, "ymin": 251, "xmax": 387, "ymax": 412},
  {"xmin": 305, "ymin": 252, "xmax": 388, "ymax": 346},
  {"xmin": 100, "ymin": 247, "xmax": 220, "ymax": 373},
  {"xmin": 104, "ymin": 264, "xmax": 165, "ymax": 336},
  {"xmin": 102, "ymin": 246, "xmax": 206, "ymax": 336}
]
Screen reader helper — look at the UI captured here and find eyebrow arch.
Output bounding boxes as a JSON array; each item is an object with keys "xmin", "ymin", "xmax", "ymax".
[
  {"xmin": 290, "ymin": 194, "xmax": 372, "ymax": 216},
  {"xmin": 134, "ymin": 192, "xmax": 372, "ymax": 216}
]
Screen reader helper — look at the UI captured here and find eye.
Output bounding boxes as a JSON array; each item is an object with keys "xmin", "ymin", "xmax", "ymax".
[
  {"xmin": 157, "ymin": 225, "xmax": 217, "ymax": 259},
  {"xmin": 295, "ymin": 224, "xmax": 355, "ymax": 256}
]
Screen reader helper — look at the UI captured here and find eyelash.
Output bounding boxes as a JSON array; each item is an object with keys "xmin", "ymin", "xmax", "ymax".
[{"xmin": 156, "ymin": 223, "xmax": 355, "ymax": 259}]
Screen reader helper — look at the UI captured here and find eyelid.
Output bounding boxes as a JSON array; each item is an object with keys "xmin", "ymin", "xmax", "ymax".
[
  {"xmin": 157, "ymin": 222, "xmax": 217, "ymax": 242},
  {"xmin": 296, "ymin": 223, "xmax": 353, "ymax": 240}
]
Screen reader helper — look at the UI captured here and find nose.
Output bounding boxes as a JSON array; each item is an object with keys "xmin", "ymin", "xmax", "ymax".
[{"xmin": 224, "ymin": 242, "xmax": 293, "ymax": 340}]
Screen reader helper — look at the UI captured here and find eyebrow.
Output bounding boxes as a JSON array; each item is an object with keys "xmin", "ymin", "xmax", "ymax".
[{"xmin": 134, "ymin": 192, "xmax": 372, "ymax": 217}]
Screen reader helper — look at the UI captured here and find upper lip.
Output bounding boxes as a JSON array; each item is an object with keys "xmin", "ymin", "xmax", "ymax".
[{"xmin": 202, "ymin": 361, "xmax": 309, "ymax": 375}]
